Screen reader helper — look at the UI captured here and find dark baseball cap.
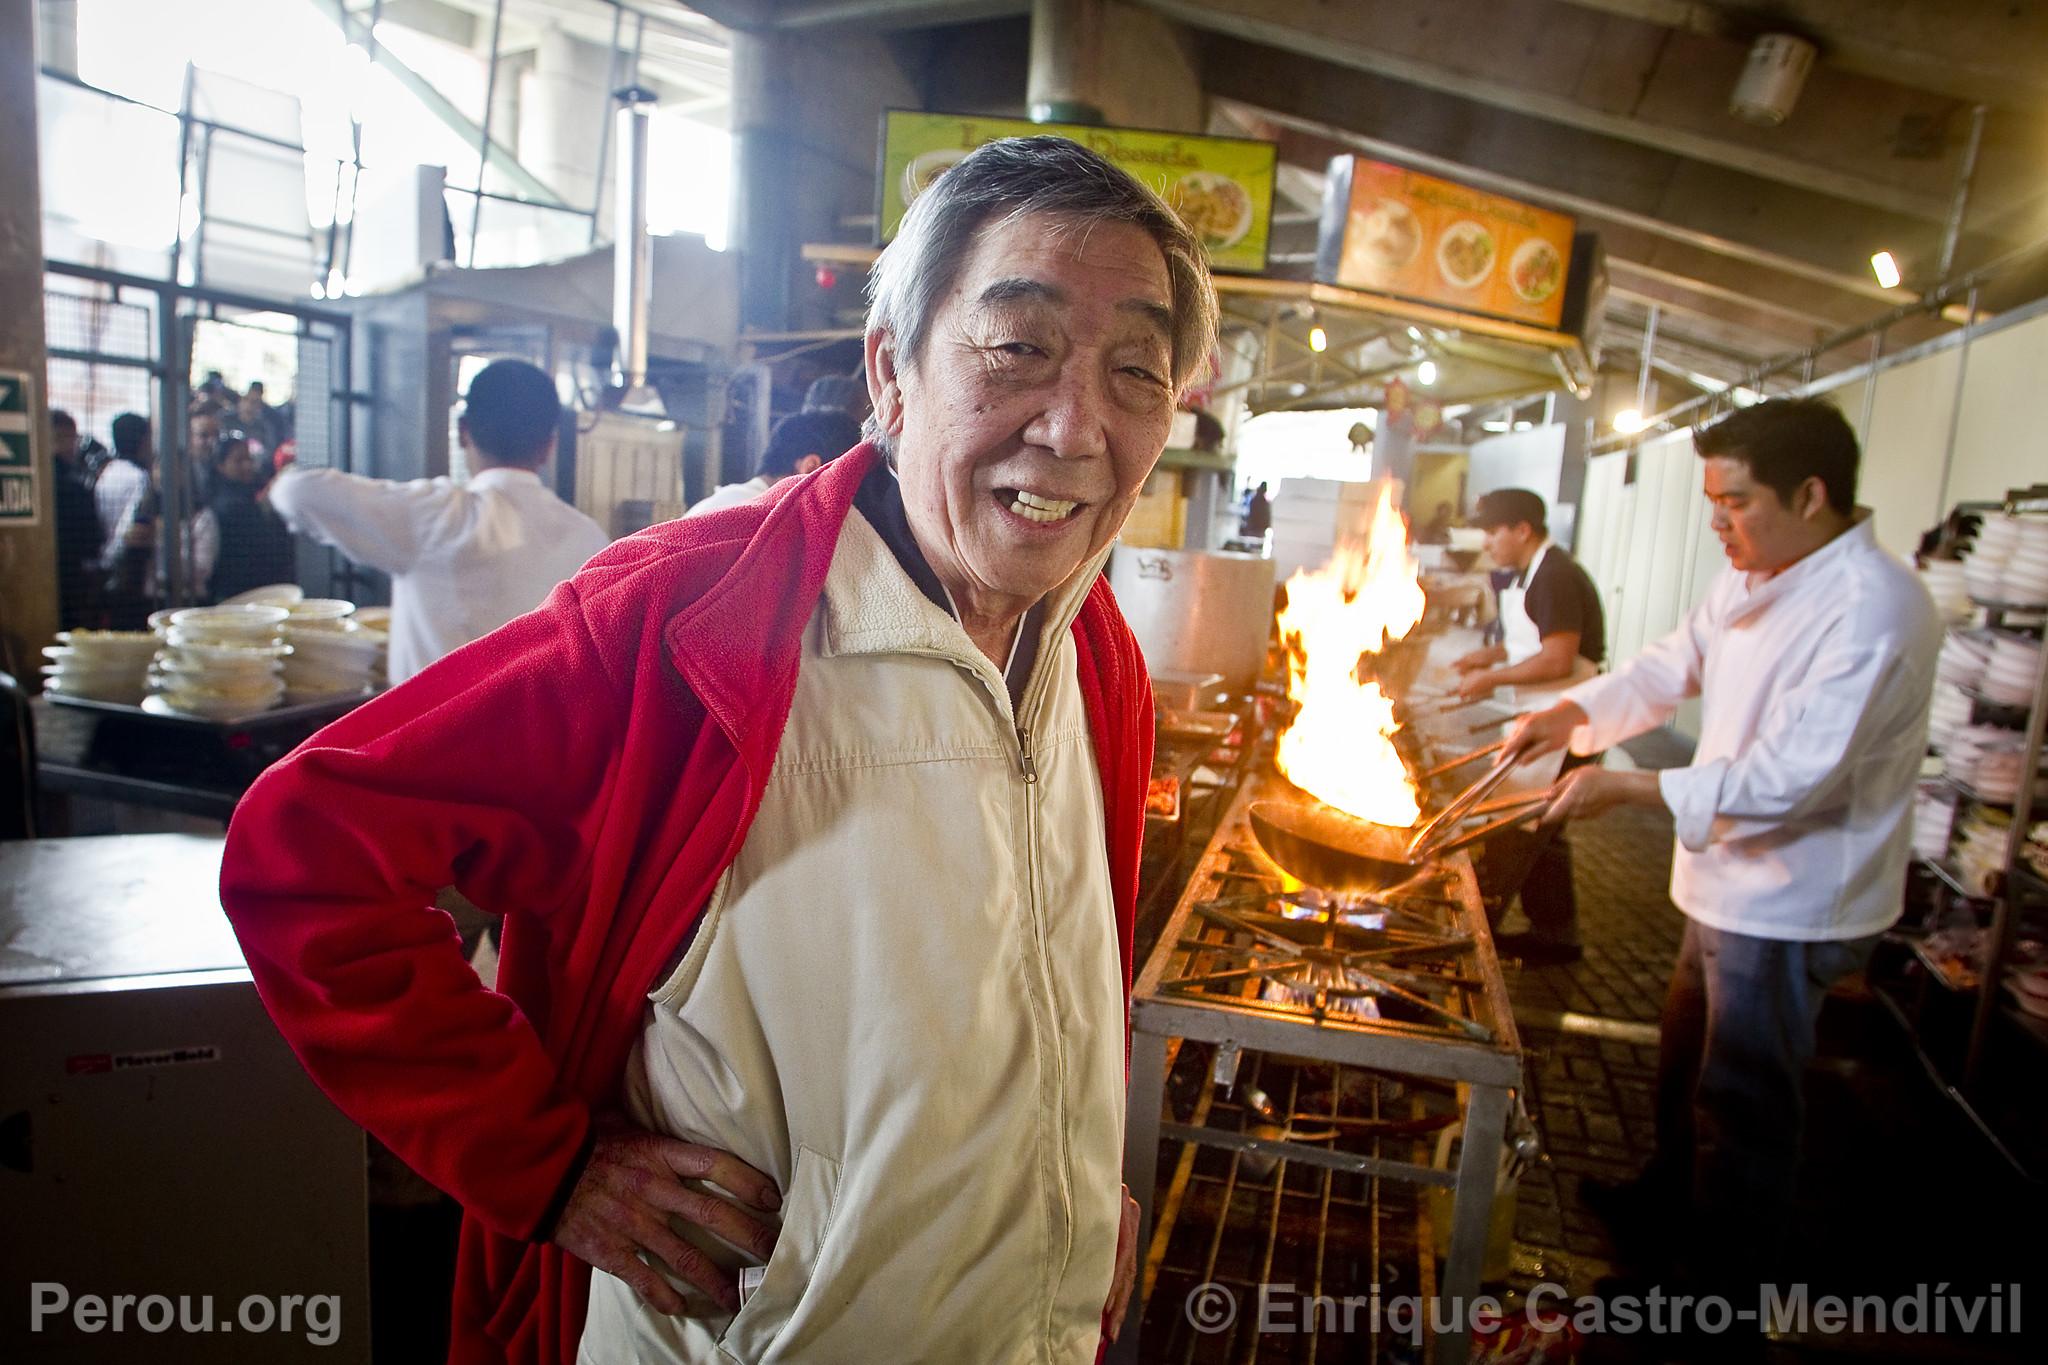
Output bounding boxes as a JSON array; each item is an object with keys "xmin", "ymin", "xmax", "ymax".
[{"xmin": 1471, "ymin": 488, "xmax": 1548, "ymax": 532}]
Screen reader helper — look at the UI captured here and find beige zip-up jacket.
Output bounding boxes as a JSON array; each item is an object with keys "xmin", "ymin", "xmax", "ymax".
[{"xmin": 578, "ymin": 508, "xmax": 1128, "ymax": 1363}]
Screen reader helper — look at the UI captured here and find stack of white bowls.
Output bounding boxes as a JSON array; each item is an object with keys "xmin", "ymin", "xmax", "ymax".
[
  {"xmin": 1944, "ymin": 724, "xmax": 2015, "ymax": 794},
  {"xmin": 1928, "ymin": 683, "xmax": 1972, "ymax": 750},
  {"xmin": 1937, "ymin": 632, "xmax": 1993, "ymax": 691},
  {"xmin": 1913, "ymin": 781, "xmax": 1958, "ymax": 862},
  {"xmin": 148, "ymin": 605, "xmax": 291, "ymax": 719},
  {"xmin": 2001, "ymin": 519, "xmax": 2048, "ymax": 605},
  {"xmin": 283, "ymin": 624, "xmax": 386, "ymax": 702},
  {"xmin": 1982, "ymin": 634, "xmax": 2042, "ymax": 705},
  {"xmin": 221, "ymin": 583, "xmax": 304, "ymax": 610},
  {"xmin": 1918, "ymin": 559, "xmax": 1972, "ymax": 623},
  {"xmin": 1963, "ymin": 515, "xmax": 2023, "ymax": 601},
  {"xmin": 40, "ymin": 630, "xmax": 158, "ymax": 704}
]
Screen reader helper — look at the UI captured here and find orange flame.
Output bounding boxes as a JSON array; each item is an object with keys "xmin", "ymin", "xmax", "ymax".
[{"xmin": 1274, "ymin": 479, "xmax": 1426, "ymax": 826}]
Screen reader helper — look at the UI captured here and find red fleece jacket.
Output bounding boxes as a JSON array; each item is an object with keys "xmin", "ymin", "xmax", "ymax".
[{"xmin": 218, "ymin": 443, "xmax": 1155, "ymax": 1363}]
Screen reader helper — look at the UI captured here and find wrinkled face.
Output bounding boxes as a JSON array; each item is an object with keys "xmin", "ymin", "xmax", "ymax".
[
  {"xmin": 1704, "ymin": 455, "xmax": 1818, "ymax": 574},
  {"xmin": 870, "ymin": 212, "xmax": 1177, "ymax": 620}
]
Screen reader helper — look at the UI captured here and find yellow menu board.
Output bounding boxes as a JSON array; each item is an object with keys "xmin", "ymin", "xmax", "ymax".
[
  {"xmin": 879, "ymin": 110, "xmax": 1278, "ymax": 274},
  {"xmin": 1317, "ymin": 156, "xmax": 1576, "ymax": 329}
]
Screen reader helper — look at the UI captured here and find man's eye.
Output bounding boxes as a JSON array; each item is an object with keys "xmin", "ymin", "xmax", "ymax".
[
  {"xmin": 995, "ymin": 342, "xmax": 1044, "ymax": 359},
  {"xmin": 1121, "ymin": 366, "xmax": 1166, "ymax": 386}
]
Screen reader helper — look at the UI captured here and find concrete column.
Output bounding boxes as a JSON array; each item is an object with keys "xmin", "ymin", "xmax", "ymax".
[
  {"xmin": 1099, "ymin": 2, "xmax": 1203, "ymax": 132},
  {"xmin": 36, "ymin": 0, "xmax": 78, "ymax": 77},
  {"xmin": 1, "ymin": 0, "xmax": 58, "ymax": 666},
  {"xmin": 1550, "ymin": 388, "xmax": 1596, "ymax": 549},
  {"xmin": 1374, "ymin": 409, "xmax": 1416, "ymax": 489},
  {"xmin": 519, "ymin": 27, "xmax": 614, "ymax": 227},
  {"xmin": 730, "ymin": 29, "xmax": 797, "ymax": 334}
]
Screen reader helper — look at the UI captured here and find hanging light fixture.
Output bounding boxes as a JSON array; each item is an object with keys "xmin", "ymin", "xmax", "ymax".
[
  {"xmin": 1613, "ymin": 408, "xmax": 1647, "ymax": 434},
  {"xmin": 1417, "ymin": 359, "xmax": 1438, "ymax": 386},
  {"xmin": 1870, "ymin": 251, "xmax": 1903, "ymax": 290},
  {"xmin": 1309, "ymin": 323, "xmax": 1329, "ymax": 353}
]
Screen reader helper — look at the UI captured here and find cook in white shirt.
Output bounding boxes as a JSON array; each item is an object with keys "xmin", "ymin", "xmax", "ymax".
[
  {"xmin": 684, "ymin": 409, "xmax": 862, "ymax": 518},
  {"xmin": 1504, "ymin": 399, "xmax": 1939, "ymax": 1287},
  {"xmin": 267, "ymin": 359, "xmax": 610, "ymax": 683}
]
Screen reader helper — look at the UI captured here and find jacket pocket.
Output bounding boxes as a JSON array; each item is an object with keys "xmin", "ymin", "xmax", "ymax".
[{"xmin": 717, "ymin": 1144, "xmax": 843, "ymax": 1364}]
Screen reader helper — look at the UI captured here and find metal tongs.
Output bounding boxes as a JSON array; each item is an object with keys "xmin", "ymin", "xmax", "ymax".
[{"xmin": 1403, "ymin": 748, "xmax": 1553, "ymax": 862}]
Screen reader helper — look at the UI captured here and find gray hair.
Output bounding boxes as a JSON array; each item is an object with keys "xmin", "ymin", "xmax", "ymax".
[{"xmin": 864, "ymin": 135, "xmax": 1219, "ymax": 444}]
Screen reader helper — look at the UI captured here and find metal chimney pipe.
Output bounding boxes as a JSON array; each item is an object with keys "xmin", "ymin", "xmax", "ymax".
[
  {"xmin": 613, "ymin": 85, "xmax": 657, "ymax": 396},
  {"xmin": 1028, "ymin": 0, "xmax": 1103, "ymax": 125}
]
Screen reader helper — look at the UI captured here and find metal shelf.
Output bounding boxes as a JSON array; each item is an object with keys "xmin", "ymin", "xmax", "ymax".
[{"xmin": 1917, "ymin": 855, "xmax": 1990, "ymax": 903}]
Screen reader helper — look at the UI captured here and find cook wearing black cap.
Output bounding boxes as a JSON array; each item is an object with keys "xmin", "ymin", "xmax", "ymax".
[{"xmin": 1451, "ymin": 488, "xmax": 1607, "ymax": 963}]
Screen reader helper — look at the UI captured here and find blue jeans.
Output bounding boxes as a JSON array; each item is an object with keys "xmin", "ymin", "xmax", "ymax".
[{"xmin": 1646, "ymin": 919, "xmax": 1881, "ymax": 1268}]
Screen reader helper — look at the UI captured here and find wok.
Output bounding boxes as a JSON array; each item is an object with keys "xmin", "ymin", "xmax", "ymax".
[{"xmin": 1249, "ymin": 791, "xmax": 1550, "ymax": 895}]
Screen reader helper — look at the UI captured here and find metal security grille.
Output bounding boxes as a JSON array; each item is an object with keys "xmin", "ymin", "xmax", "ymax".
[
  {"xmin": 44, "ymin": 290, "xmax": 154, "ymax": 362},
  {"xmin": 294, "ymin": 335, "xmax": 334, "ymax": 470}
]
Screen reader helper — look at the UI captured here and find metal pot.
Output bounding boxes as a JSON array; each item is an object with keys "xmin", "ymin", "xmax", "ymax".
[{"xmin": 1109, "ymin": 547, "xmax": 1276, "ymax": 695}]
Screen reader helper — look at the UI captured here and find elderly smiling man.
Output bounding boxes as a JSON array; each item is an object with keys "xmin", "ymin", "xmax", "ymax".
[{"xmin": 219, "ymin": 136, "xmax": 1218, "ymax": 1365}]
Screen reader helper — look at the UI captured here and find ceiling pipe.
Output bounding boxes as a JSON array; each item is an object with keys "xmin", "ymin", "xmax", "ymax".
[
  {"xmin": 612, "ymin": 84, "xmax": 659, "ymax": 399},
  {"xmin": 1028, "ymin": 0, "xmax": 1103, "ymax": 124}
]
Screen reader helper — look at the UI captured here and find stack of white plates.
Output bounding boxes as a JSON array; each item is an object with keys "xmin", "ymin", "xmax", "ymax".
[
  {"xmin": 148, "ymin": 605, "xmax": 292, "ymax": 719},
  {"xmin": 1913, "ymin": 782, "xmax": 1958, "ymax": 861},
  {"xmin": 40, "ymin": 630, "xmax": 158, "ymax": 704},
  {"xmin": 2001, "ymin": 521, "xmax": 2048, "ymax": 605},
  {"xmin": 1945, "ymin": 724, "xmax": 2016, "ymax": 793},
  {"xmin": 1936, "ymin": 633, "xmax": 1992, "ymax": 690},
  {"xmin": 282, "ymin": 621, "xmax": 386, "ymax": 702},
  {"xmin": 1982, "ymin": 635, "xmax": 2042, "ymax": 705},
  {"xmin": 1918, "ymin": 559, "xmax": 1971, "ymax": 622},
  {"xmin": 1928, "ymin": 683, "xmax": 1972, "ymax": 750},
  {"xmin": 1962, "ymin": 516, "xmax": 2020, "ymax": 600}
]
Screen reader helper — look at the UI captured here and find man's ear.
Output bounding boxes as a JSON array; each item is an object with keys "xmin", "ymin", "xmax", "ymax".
[
  {"xmin": 1794, "ymin": 475, "xmax": 1830, "ymax": 520},
  {"xmin": 795, "ymin": 453, "xmax": 824, "ymax": 477},
  {"xmin": 865, "ymin": 330, "xmax": 906, "ymax": 438}
]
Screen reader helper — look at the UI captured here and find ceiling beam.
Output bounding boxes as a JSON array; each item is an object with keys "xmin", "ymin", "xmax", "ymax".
[
  {"xmin": 1135, "ymin": 0, "xmax": 1960, "ymax": 221},
  {"xmin": 1548, "ymin": 0, "xmax": 2048, "ymax": 113}
]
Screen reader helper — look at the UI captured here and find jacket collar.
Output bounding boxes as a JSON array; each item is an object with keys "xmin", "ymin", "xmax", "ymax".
[
  {"xmin": 1727, "ymin": 509, "xmax": 1876, "ymax": 623},
  {"xmin": 819, "ymin": 508, "xmax": 1111, "ymax": 672},
  {"xmin": 466, "ymin": 465, "xmax": 543, "ymax": 492},
  {"xmin": 661, "ymin": 444, "xmax": 882, "ymax": 776}
]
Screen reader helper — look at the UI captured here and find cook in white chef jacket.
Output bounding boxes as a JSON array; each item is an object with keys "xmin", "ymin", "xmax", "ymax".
[
  {"xmin": 267, "ymin": 359, "xmax": 610, "ymax": 684},
  {"xmin": 1503, "ymin": 400, "xmax": 1939, "ymax": 1296},
  {"xmin": 1450, "ymin": 487, "xmax": 1607, "ymax": 962}
]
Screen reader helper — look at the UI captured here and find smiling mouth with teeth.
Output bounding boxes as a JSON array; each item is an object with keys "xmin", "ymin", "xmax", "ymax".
[{"xmin": 999, "ymin": 488, "xmax": 1084, "ymax": 525}]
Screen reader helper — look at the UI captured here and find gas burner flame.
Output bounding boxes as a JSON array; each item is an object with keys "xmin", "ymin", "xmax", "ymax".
[{"xmin": 1274, "ymin": 478, "xmax": 1425, "ymax": 826}]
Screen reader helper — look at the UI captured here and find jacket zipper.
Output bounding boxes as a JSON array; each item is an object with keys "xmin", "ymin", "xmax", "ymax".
[{"xmin": 1018, "ymin": 724, "xmax": 1038, "ymax": 784}]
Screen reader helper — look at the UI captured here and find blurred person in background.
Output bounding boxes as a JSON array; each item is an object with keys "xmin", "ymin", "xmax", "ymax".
[
  {"xmin": 49, "ymin": 411, "xmax": 106, "ymax": 625},
  {"xmin": 237, "ymin": 379, "xmax": 287, "ymax": 458},
  {"xmin": 266, "ymin": 359, "xmax": 608, "ymax": 682},
  {"xmin": 686, "ymin": 409, "xmax": 863, "ymax": 517},
  {"xmin": 96, "ymin": 413, "xmax": 157, "ymax": 629},
  {"xmin": 193, "ymin": 432, "xmax": 297, "ymax": 604},
  {"xmin": 800, "ymin": 371, "xmax": 868, "ymax": 422}
]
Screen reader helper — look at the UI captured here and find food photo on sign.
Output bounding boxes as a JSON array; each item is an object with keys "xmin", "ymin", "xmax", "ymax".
[
  {"xmin": 1315, "ymin": 155, "xmax": 1576, "ymax": 329},
  {"xmin": 877, "ymin": 109, "xmax": 1279, "ymax": 274}
]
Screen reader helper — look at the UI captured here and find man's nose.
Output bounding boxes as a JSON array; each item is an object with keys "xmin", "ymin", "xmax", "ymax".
[{"xmin": 1030, "ymin": 366, "xmax": 1110, "ymax": 461}]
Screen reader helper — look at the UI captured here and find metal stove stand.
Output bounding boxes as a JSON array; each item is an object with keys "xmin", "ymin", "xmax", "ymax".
[{"xmin": 1113, "ymin": 774, "xmax": 1524, "ymax": 1365}]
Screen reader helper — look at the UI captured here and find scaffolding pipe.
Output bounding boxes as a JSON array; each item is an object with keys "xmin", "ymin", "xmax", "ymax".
[
  {"xmin": 467, "ymin": 0, "xmax": 508, "ymax": 268},
  {"xmin": 1937, "ymin": 106, "xmax": 1988, "ymax": 285},
  {"xmin": 612, "ymin": 86, "xmax": 658, "ymax": 396}
]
